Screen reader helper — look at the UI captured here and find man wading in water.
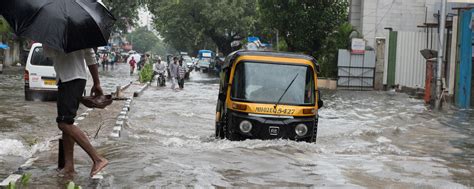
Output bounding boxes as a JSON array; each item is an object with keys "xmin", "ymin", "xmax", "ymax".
[{"xmin": 44, "ymin": 46, "xmax": 108, "ymax": 177}]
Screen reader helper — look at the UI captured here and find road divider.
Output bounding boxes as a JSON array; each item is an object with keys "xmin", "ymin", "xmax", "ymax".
[
  {"xmin": 133, "ymin": 82, "xmax": 150, "ymax": 97},
  {"xmin": 110, "ymin": 97, "xmax": 133, "ymax": 138}
]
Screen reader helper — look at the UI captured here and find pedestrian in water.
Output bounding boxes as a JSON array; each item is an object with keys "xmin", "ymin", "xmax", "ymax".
[
  {"xmin": 169, "ymin": 56, "xmax": 179, "ymax": 90},
  {"xmin": 129, "ymin": 56, "xmax": 136, "ymax": 75},
  {"xmin": 109, "ymin": 52, "xmax": 116, "ymax": 70},
  {"xmin": 43, "ymin": 46, "xmax": 108, "ymax": 178},
  {"xmin": 137, "ymin": 55, "xmax": 144, "ymax": 71},
  {"xmin": 101, "ymin": 53, "xmax": 108, "ymax": 71},
  {"xmin": 178, "ymin": 58, "xmax": 186, "ymax": 89}
]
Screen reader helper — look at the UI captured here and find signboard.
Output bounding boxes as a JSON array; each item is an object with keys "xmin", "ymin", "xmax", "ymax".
[
  {"xmin": 202, "ymin": 52, "xmax": 212, "ymax": 58},
  {"xmin": 351, "ymin": 38, "xmax": 365, "ymax": 54}
]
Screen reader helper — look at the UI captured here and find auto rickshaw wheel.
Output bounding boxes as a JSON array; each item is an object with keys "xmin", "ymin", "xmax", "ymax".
[
  {"xmin": 224, "ymin": 119, "xmax": 242, "ymax": 141},
  {"xmin": 215, "ymin": 114, "xmax": 226, "ymax": 139}
]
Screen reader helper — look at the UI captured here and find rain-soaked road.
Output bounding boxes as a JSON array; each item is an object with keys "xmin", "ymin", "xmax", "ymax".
[
  {"xmin": 0, "ymin": 65, "xmax": 133, "ymax": 181},
  {"xmin": 1, "ymin": 64, "xmax": 474, "ymax": 188}
]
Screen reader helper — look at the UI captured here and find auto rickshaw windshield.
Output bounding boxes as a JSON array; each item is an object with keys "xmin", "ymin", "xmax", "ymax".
[{"xmin": 231, "ymin": 62, "xmax": 315, "ymax": 105}]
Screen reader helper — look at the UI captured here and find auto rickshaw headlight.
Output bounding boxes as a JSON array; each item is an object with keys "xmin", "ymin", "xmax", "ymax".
[
  {"xmin": 295, "ymin": 124, "xmax": 308, "ymax": 136},
  {"xmin": 239, "ymin": 120, "xmax": 253, "ymax": 133}
]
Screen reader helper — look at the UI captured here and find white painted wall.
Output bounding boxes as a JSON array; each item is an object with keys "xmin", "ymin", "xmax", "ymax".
[
  {"xmin": 350, "ymin": 0, "xmax": 473, "ymax": 48},
  {"xmin": 350, "ymin": 0, "xmax": 440, "ymax": 48},
  {"xmin": 350, "ymin": 0, "xmax": 473, "ymax": 86}
]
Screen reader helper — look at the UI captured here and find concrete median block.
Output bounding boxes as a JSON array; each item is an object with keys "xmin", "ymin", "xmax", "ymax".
[
  {"xmin": 110, "ymin": 132, "xmax": 120, "ymax": 138},
  {"xmin": 116, "ymin": 120, "xmax": 124, "ymax": 125},
  {"xmin": 20, "ymin": 157, "xmax": 38, "ymax": 169},
  {"xmin": 0, "ymin": 174, "xmax": 22, "ymax": 186}
]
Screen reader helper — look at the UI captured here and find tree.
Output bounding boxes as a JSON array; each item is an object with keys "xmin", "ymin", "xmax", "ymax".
[
  {"xmin": 258, "ymin": 0, "xmax": 348, "ymax": 54},
  {"xmin": 147, "ymin": 0, "xmax": 259, "ymax": 55},
  {"xmin": 127, "ymin": 27, "xmax": 175, "ymax": 55},
  {"xmin": 258, "ymin": 0, "xmax": 349, "ymax": 77},
  {"xmin": 102, "ymin": 0, "xmax": 143, "ymax": 32},
  {"xmin": 318, "ymin": 23, "xmax": 359, "ymax": 77}
]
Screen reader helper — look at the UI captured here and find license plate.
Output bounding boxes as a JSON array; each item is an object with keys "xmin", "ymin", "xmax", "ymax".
[
  {"xmin": 269, "ymin": 126, "xmax": 279, "ymax": 136},
  {"xmin": 44, "ymin": 80, "xmax": 56, "ymax": 86}
]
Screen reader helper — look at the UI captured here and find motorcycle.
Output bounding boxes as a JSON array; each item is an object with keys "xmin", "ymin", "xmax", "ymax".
[{"xmin": 156, "ymin": 71, "xmax": 166, "ymax": 87}]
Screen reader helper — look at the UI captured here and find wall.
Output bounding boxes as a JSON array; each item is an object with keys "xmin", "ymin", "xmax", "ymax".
[
  {"xmin": 394, "ymin": 31, "xmax": 439, "ymax": 89},
  {"xmin": 350, "ymin": 0, "xmax": 363, "ymax": 31},
  {"xmin": 350, "ymin": 0, "xmax": 439, "ymax": 48}
]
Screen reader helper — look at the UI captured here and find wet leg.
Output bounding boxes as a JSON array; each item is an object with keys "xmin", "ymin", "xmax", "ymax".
[
  {"xmin": 60, "ymin": 131, "xmax": 76, "ymax": 176},
  {"xmin": 58, "ymin": 123, "xmax": 108, "ymax": 177}
]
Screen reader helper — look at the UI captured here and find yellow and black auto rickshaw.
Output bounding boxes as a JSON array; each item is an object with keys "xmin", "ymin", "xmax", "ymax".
[{"xmin": 215, "ymin": 51, "xmax": 323, "ymax": 142}]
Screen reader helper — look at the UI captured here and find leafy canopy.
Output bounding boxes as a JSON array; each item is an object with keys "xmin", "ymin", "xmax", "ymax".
[
  {"xmin": 147, "ymin": 0, "xmax": 258, "ymax": 55},
  {"xmin": 127, "ymin": 27, "xmax": 174, "ymax": 55}
]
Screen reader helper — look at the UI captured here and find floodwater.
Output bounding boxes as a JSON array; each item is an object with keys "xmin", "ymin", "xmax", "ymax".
[{"xmin": 1, "ymin": 64, "xmax": 474, "ymax": 188}]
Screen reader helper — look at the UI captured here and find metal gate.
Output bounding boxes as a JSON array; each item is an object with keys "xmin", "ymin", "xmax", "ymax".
[{"xmin": 337, "ymin": 49, "xmax": 376, "ymax": 90}]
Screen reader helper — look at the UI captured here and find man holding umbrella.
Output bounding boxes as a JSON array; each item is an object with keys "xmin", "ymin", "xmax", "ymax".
[
  {"xmin": 44, "ymin": 46, "xmax": 108, "ymax": 178},
  {"xmin": 1, "ymin": 0, "xmax": 115, "ymax": 177}
]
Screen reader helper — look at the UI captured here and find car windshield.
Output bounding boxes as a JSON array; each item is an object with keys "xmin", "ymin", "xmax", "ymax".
[
  {"xmin": 199, "ymin": 59, "xmax": 210, "ymax": 64},
  {"xmin": 183, "ymin": 56, "xmax": 192, "ymax": 63},
  {"xmin": 31, "ymin": 47, "xmax": 53, "ymax": 66},
  {"xmin": 231, "ymin": 62, "xmax": 315, "ymax": 105}
]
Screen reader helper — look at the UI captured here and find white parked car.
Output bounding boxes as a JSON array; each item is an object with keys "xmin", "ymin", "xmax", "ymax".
[{"xmin": 24, "ymin": 43, "xmax": 57, "ymax": 101}]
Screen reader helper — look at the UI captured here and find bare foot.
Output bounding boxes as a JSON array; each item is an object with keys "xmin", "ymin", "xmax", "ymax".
[{"xmin": 90, "ymin": 158, "xmax": 108, "ymax": 177}]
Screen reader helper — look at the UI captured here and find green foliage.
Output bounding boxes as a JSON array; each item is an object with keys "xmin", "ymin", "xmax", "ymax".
[
  {"xmin": 127, "ymin": 27, "xmax": 175, "ymax": 55},
  {"xmin": 259, "ymin": 0, "xmax": 349, "ymax": 54},
  {"xmin": 67, "ymin": 181, "xmax": 82, "ymax": 189},
  {"xmin": 258, "ymin": 0, "xmax": 349, "ymax": 78},
  {"xmin": 101, "ymin": 0, "xmax": 144, "ymax": 32},
  {"xmin": 318, "ymin": 22, "xmax": 358, "ymax": 78},
  {"xmin": 139, "ymin": 63, "xmax": 153, "ymax": 83},
  {"xmin": 5, "ymin": 173, "xmax": 31, "ymax": 189},
  {"xmin": 20, "ymin": 173, "xmax": 31, "ymax": 186},
  {"xmin": 106, "ymin": 0, "xmax": 351, "ymax": 77},
  {"xmin": 7, "ymin": 182, "xmax": 15, "ymax": 189},
  {"xmin": 0, "ymin": 16, "xmax": 12, "ymax": 33},
  {"xmin": 147, "ymin": 0, "xmax": 259, "ymax": 55}
]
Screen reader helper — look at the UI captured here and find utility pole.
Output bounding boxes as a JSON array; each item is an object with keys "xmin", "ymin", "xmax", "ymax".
[{"xmin": 435, "ymin": 0, "xmax": 447, "ymax": 109}]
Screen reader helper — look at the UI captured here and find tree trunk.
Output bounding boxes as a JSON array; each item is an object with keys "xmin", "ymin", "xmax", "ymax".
[{"xmin": 205, "ymin": 29, "xmax": 241, "ymax": 56}]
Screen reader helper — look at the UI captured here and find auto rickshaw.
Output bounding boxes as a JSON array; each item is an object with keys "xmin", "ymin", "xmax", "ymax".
[{"xmin": 215, "ymin": 51, "xmax": 323, "ymax": 142}]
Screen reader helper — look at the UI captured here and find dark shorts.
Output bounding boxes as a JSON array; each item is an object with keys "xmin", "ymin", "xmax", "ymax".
[{"xmin": 56, "ymin": 79, "xmax": 86, "ymax": 124}]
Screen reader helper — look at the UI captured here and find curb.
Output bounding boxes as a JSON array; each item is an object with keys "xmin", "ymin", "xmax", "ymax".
[
  {"xmin": 110, "ymin": 97, "xmax": 133, "ymax": 138},
  {"xmin": 133, "ymin": 82, "xmax": 150, "ymax": 97}
]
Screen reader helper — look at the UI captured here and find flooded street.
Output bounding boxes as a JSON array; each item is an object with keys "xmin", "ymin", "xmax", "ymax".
[
  {"xmin": 1, "ymin": 64, "xmax": 474, "ymax": 188},
  {"xmin": 0, "ymin": 65, "xmax": 133, "ymax": 182}
]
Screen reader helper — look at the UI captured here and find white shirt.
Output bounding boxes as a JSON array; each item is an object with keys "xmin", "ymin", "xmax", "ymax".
[
  {"xmin": 154, "ymin": 63, "xmax": 166, "ymax": 73},
  {"xmin": 44, "ymin": 47, "xmax": 97, "ymax": 83}
]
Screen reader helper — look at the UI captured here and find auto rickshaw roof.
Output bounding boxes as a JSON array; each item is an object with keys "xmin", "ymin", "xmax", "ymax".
[{"xmin": 222, "ymin": 50, "xmax": 318, "ymax": 69}]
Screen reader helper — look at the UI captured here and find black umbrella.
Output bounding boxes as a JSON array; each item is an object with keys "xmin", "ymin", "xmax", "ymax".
[{"xmin": 0, "ymin": 0, "xmax": 116, "ymax": 53}]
